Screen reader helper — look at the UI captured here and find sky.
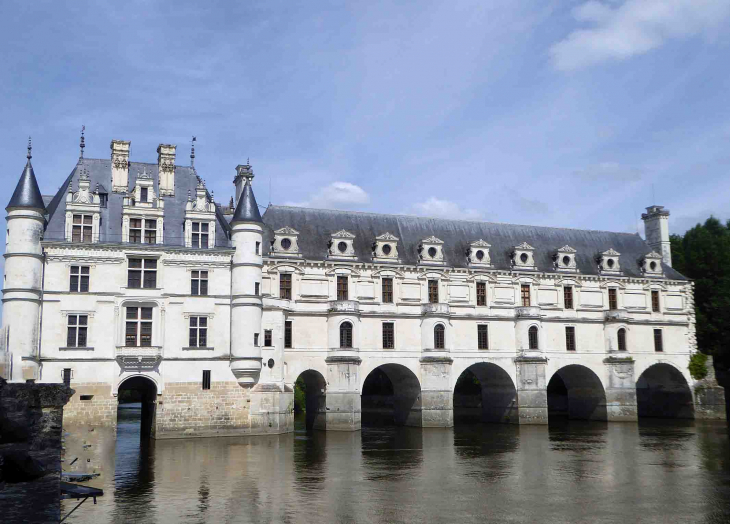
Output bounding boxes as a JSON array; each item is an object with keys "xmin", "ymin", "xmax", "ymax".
[{"xmin": 1, "ymin": 0, "xmax": 730, "ymax": 246}]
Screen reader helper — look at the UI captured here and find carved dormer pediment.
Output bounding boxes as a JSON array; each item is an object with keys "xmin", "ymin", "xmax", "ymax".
[
  {"xmin": 64, "ymin": 165, "xmax": 101, "ymax": 243},
  {"xmin": 329, "ymin": 230, "xmax": 356, "ymax": 259},
  {"xmin": 186, "ymin": 180, "xmax": 216, "ymax": 214},
  {"xmin": 640, "ymin": 251, "xmax": 664, "ymax": 277},
  {"xmin": 467, "ymin": 239, "xmax": 492, "ymax": 267},
  {"xmin": 419, "ymin": 236, "xmax": 444, "ymax": 265},
  {"xmin": 272, "ymin": 226, "xmax": 302, "ymax": 257},
  {"xmin": 598, "ymin": 248, "xmax": 621, "ymax": 274},
  {"xmin": 554, "ymin": 245, "xmax": 578, "ymax": 273},
  {"xmin": 373, "ymin": 232, "xmax": 400, "ymax": 262},
  {"xmin": 511, "ymin": 241, "xmax": 536, "ymax": 270}
]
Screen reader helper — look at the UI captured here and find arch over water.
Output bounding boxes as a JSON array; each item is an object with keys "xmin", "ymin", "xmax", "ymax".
[
  {"xmin": 636, "ymin": 363, "xmax": 694, "ymax": 419},
  {"xmin": 361, "ymin": 364, "xmax": 422, "ymax": 427},
  {"xmin": 118, "ymin": 375, "xmax": 158, "ymax": 438},
  {"xmin": 453, "ymin": 363, "xmax": 518, "ymax": 424},
  {"xmin": 295, "ymin": 369, "xmax": 327, "ymax": 430},
  {"xmin": 547, "ymin": 365, "xmax": 607, "ymax": 421}
]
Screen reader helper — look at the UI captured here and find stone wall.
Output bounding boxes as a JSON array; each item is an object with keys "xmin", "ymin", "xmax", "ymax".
[
  {"xmin": 64, "ymin": 382, "xmax": 118, "ymax": 427},
  {"xmin": 0, "ymin": 379, "xmax": 73, "ymax": 523}
]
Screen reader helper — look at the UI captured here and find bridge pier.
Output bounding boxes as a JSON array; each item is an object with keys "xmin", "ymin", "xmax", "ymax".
[
  {"xmin": 325, "ymin": 355, "xmax": 362, "ymax": 431},
  {"xmin": 515, "ymin": 355, "xmax": 549, "ymax": 425},
  {"xmin": 419, "ymin": 356, "xmax": 454, "ymax": 427},
  {"xmin": 693, "ymin": 356, "xmax": 727, "ymax": 420},
  {"xmin": 604, "ymin": 356, "xmax": 638, "ymax": 422}
]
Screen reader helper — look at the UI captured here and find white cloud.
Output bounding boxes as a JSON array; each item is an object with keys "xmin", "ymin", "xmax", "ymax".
[
  {"xmin": 406, "ymin": 197, "xmax": 484, "ymax": 221},
  {"xmin": 550, "ymin": 0, "xmax": 730, "ymax": 71},
  {"xmin": 285, "ymin": 181, "xmax": 370, "ymax": 210},
  {"xmin": 574, "ymin": 161, "xmax": 643, "ymax": 181}
]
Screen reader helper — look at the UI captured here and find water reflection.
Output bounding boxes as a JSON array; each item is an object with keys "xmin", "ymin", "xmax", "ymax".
[{"xmin": 62, "ymin": 411, "xmax": 730, "ymax": 524}]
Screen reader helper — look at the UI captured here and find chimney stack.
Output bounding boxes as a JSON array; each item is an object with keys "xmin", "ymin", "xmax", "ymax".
[
  {"xmin": 233, "ymin": 162, "xmax": 254, "ymax": 207},
  {"xmin": 157, "ymin": 144, "xmax": 176, "ymax": 197},
  {"xmin": 641, "ymin": 205, "xmax": 672, "ymax": 267},
  {"xmin": 110, "ymin": 140, "xmax": 131, "ymax": 193}
]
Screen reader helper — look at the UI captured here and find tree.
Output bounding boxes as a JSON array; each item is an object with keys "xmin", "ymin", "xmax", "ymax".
[{"xmin": 671, "ymin": 217, "xmax": 730, "ymax": 368}]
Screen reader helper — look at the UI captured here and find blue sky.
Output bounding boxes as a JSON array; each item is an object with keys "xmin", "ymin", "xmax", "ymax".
[{"xmin": 2, "ymin": 0, "xmax": 730, "ymax": 241}]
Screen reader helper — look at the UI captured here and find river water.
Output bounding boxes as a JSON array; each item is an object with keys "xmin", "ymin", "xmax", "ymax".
[{"xmin": 61, "ymin": 405, "xmax": 730, "ymax": 524}]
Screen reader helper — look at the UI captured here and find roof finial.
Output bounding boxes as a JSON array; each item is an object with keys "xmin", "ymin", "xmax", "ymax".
[
  {"xmin": 191, "ymin": 136, "xmax": 196, "ymax": 168},
  {"xmin": 247, "ymin": 157, "xmax": 250, "ymax": 166},
  {"xmin": 27, "ymin": 136, "xmax": 32, "ymax": 160},
  {"xmin": 79, "ymin": 125, "xmax": 85, "ymax": 160}
]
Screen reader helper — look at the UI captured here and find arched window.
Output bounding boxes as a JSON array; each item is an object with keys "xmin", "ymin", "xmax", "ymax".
[
  {"xmin": 340, "ymin": 321, "xmax": 353, "ymax": 348},
  {"xmin": 434, "ymin": 324, "xmax": 445, "ymax": 349},
  {"xmin": 617, "ymin": 328, "xmax": 627, "ymax": 351},
  {"xmin": 528, "ymin": 326, "xmax": 538, "ymax": 350}
]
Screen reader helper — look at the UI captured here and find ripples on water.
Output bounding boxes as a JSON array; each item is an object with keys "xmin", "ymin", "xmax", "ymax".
[{"xmin": 61, "ymin": 405, "xmax": 730, "ymax": 524}]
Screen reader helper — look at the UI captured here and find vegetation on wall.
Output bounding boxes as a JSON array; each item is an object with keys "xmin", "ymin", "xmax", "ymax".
[
  {"xmin": 689, "ymin": 352, "xmax": 709, "ymax": 381},
  {"xmin": 294, "ymin": 376, "xmax": 306, "ymax": 413},
  {"xmin": 670, "ymin": 216, "xmax": 730, "ymax": 369}
]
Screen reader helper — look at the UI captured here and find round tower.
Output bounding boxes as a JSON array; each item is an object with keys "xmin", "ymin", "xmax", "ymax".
[
  {"xmin": 2, "ymin": 139, "xmax": 47, "ymax": 382},
  {"xmin": 229, "ymin": 163, "xmax": 264, "ymax": 386}
]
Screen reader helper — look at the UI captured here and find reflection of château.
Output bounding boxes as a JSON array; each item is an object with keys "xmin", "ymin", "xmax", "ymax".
[{"xmin": 1, "ymin": 134, "xmax": 725, "ymax": 439}]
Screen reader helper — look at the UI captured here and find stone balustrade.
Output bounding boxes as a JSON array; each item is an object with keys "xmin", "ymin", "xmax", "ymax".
[
  {"xmin": 421, "ymin": 303, "xmax": 450, "ymax": 316},
  {"xmin": 515, "ymin": 306, "xmax": 541, "ymax": 318},
  {"xmin": 328, "ymin": 300, "xmax": 360, "ymax": 313}
]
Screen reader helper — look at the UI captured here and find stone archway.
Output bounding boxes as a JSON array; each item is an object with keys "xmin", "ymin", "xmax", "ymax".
[
  {"xmin": 294, "ymin": 369, "xmax": 327, "ymax": 430},
  {"xmin": 361, "ymin": 364, "xmax": 422, "ymax": 427},
  {"xmin": 547, "ymin": 365, "xmax": 607, "ymax": 421},
  {"xmin": 117, "ymin": 375, "xmax": 158, "ymax": 438},
  {"xmin": 636, "ymin": 364, "xmax": 694, "ymax": 419},
  {"xmin": 453, "ymin": 363, "xmax": 518, "ymax": 424}
]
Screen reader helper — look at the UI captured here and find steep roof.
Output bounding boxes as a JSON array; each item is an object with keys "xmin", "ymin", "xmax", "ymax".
[
  {"xmin": 231, "ymin": 179, "xmax": 263, "ymax": 224},
  {"xmin": 7, "ymin": 159, "xmax": 46, "ymax": 212},
  {"xmin": 261, "ymin": 205, "xmax": 687, "ymax": 280},
  {"xmin": 44, "ymin": 159, "xmax": 230, "ymax": 247}
]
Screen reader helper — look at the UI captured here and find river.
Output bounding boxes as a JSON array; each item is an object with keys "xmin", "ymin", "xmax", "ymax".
[{"xmin": 61, "ymin": 404, "xmax": 730, "ymax": 523}]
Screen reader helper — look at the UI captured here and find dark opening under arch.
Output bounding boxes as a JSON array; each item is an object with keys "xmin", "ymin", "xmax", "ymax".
[
  {"xmin": 294, "ymin": 369, "xmax": 327, "ymax": 430},
  {"xmin": 547, "ymin": 365, "xmax": 607, "ymax": 421},
  {"xmin": 636, "ymin": 364, "xmax": 694, "ymax": 419},
  {"xmin": 453, "ymin": 363, "xmax": 518, "ymax": 424},
  {"xmin": 117, "ymin": 375, "xmax": 158, "ymax": 438},
  {"xmin": 361, "ymin": 364, "xmax": 421, "ymax": 427}
]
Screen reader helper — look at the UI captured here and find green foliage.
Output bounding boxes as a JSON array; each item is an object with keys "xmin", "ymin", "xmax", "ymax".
[
  {"xmin": 294, "ymin": 377, "xmax": 306, "ymax": 413},
  {"xmin": 671, "ymin": 217, "xmax": 730, "ymax": 368},
  {"xmin": 689, "ymin": 352, "xmax": 709, "ymax": 381}
]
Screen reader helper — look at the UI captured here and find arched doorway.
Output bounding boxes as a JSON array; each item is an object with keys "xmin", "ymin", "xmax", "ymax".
[
  {"xmin": 547, "ymin": 365, "xmax": 607, "ymax": 421},
  {"xmin": 453, "ymin": 363, "xmax": 518, "ymax": 424},
  {"xmin": 294, "ymin": 370, "xmax": 327, "ymax": 430},
  {"xmin": 117, "ymin": 376, "xmax": 158, "ymax": 438},
  {"xmin": 636, "ymin": 364, "xmax": 694, "ymax": 419},
  {"xmin": 361, "ymin": 364, "xmax": 421, "ymax": 427}
]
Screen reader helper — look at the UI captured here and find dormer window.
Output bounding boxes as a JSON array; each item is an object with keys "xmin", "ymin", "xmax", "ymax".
[
  {"xmin": 373, "ymin": 232, "xmax": 400, "ymax": 262},
  {"xmin": 640, "ymin": 251, "xmax": 663, "ymax": 277},
  {"xmin": 272, "ymin": 227, "xmax": 301, "ymax": 258},
  {"xmin": 598, "ymin": 248, "xmax": 621, "ymax": 275},
  {"xmin": 122, "ymin": 169, "xmax": 164, "ymax": 244},
  {"xmin": 65, "ymin": 166, "xmax": 101, "ymax": 244},
  {"xmin": 419, "ymin": 236, "xmax": 444, "ymax": 265},
  {"xmin": 554, "ymin": 245, "xmax": 577, "ymax": 272},
  {"xmin": 184, "ymin": 180, "xmax": 216, "ymax": 249},
  {"xmin": 141, "ymin": 187, "xmax": 148, "ymax": 202},
  {"xmin": 512, "ymin": 242, "xmax": 536, "ymax": 270},
  {"xmin": 192, "ymin": 222, "xmax": 209, "ymax": 248},
  {"xmin": 72, "ymin": 215, "xmax": 93, "ymax": 243},
  {"xmin": 329, "ymin": 230, "xmax": 356, "ymax": 260},
  {"xmin": 467, "ymin": 240, "xmax": 491, "ymax": 267}
]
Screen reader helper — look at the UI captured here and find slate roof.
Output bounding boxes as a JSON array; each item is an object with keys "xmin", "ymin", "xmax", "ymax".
[
  {"xmin": 231, "ymin": 179, "xmax": 263, "ymax": 224},
  {"xmin": 7, "ymin": 160, "xmax": 46, "ymax": 212},
  {"xmin": 43, "ymin": 159, "xmax": 230, "ymax": 247},
  {"xmin": 261, "ymin": 205, "xmax": 687, "ymax": 280}
]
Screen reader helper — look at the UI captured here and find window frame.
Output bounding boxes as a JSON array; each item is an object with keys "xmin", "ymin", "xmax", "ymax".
[
  {"xmin": 477, "ymin": 324, "xmax": 489, "ymax": 350},
  {"xmin": 66, "ymin": 314, "xmax": 88, "ymax": 348},
  {"xmin": 565, "ymin": 326, "xmax": 576, "ymax": 352},
  {"xmin": 127, "ymin": 258, "xmax": 157, "ymax": 289},
  {"xmin": 188, "ymin": 316, "xmax": 208, "ymax": 348},
  {"xmin": 608, "ymin": 288, "xmax": 618, "ymax": 310},
  {"xmin": 63, "ymin": 368, "xmax": 72, "ymax": 387},
  {"xmin": 71, "ymin": 214, "xmax": 93, "ymax": 243},
  {"xmin": 129, "ymin": 217, "xmax": 157, "ymax": 244},
  {"xmin": 382, "ymin": 277, "xmax": 394, "ymax": 304},
  {"xmin": 653, "ymin": 329, "xmax": 663, "ymax": 352},
  {"xmin": 339, "ymin": 321, "xmax": 353, "ymax": 348},
  {"xmin": 521, "ymin": 284, "xmax": 531, "ymax": 307},
  {"xmin": 434, "ymin": 324, "xmax": 445, "ymax": 349},
  {"xmin": 191, "ymin": 270, "xmax": 208, "ymax": 296},
  {"xmin": 280, "ymin": 273, "xmax": 292, "ymax": 300},
  {"xmin": 651, "ymin": 290, "xmax": 660, "ymax": 312},
  {"xmin": 617, "ymin": 328, "xmax": 627, "ymax": 352},
  {"xmin": 563, "ymin": 286, "xmax": 574, "ymax": 310},
  {"xmin": 191, "ymin": 221, "xmax": 210, "ymax": 249},
  {"xmin": 476, "ymin": 282, "xmax": 487, "ymax": 306},
  {"xmin": 125, "ymin": 306, "xmax": 153, "ymax": 347},
  {"xmin": 528, "ymin": 326, "xmax": 539, "ymax": 350},
  {"xmin": 337, "ymin": 275, "xmax": 349, "ymax": 301},
  {"xmin": 428, "ymin": 279, "xmax": 439, "ymax": 304},
  {"xmin": 69, "ymin": 265, "xmax": 90, "ymax": 293},
  {"xmin": 264, "ymin": 329, "xmax": 273, "ymax": 347},
  {"xmin": 284, "ymin": 321, "xmax": 293, "ymax": 348},
  {"xmin": 382, "ymin": 322, "xmax": 395, "ymax": 349},
  {"xmin": 202, "ymin": 370, "xmax": 211, "ymax": 390}
]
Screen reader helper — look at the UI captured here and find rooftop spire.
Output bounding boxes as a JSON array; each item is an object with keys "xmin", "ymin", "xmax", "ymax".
[
  {"xmin": 191, "ymin": 136, "xmax": 196, "ymax": 168},
  {"xmin": 79, "ymin": 125, "xmax": 85, "ymax": 160},
  {"xmin": 231, "ymin": 176, "xmax": 263, "ymax": 224},
  {"xmin": 7, "ymin": 138, "xmax": 46, "ymax": 212}
]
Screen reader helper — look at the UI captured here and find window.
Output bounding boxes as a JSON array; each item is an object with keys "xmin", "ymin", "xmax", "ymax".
[
  {"xmin": 264, "ymin": 329, "xmax": 273, "ymax": 347},
  {"xmin": 382, "ymin": 322, "xmax": 394, "ymax": 349},
  {"xmin": 192, "ymin": 222, "xmax": 209, "ymax": 248},
  {"xmin": 528, "ymin": 326, "xmax": 538, "ymax": 350},
  {"xmin": 129, "ymin": 218, "xmax": 157, "ymax": 244},
  {"xmin": 99, "ymin": 193, "xmax": 108, "ymax": 208},
  {"xmin": 69, "ymin": 266, "xmax": 90, "ymax": 293},
  {"xmin": 191, "ymin": 270, "xmax": 208, "ymax": 296},
  {"xmin": 653, "ymin": 329, "xmax": 663, "ymax": 352},
  {"xmin": 141, "ymin": 187, "xmax": 148, "ymax": 202},
  {"xmin": 128, "ymin": 258, "xmax": 157, "ymax": 289},
  {"xmin": 434, "ymin": 324, "xmax": 445, "ymax": 349},
  {"xmin": 608, "ymin": 288, "xmax": 618, "ymax": 310},
  {"xmin": 189, "ymin": 316, "xmax": 208, "ymax": 347},
  {"xmin": 340, "ymin": 321, "xmax": 353, "ymax": 348},
  {"xmin": 280, "ymin": 273, "xmax": 292, "ymax": 300},
  {"xmin": 254, "ymin": 333, "xmax": 259, "ymax": 346},
  {"xmin": 202, "ymin": 370, "xmax": 211, "ymax": 390},
  {"xmin": 476, "ymin": 282, "xmax": 487, "ymax": 306},
  {"xmin": 428, "ymin": 280, "xmax": 439, "ymax": 304},
  {"xmin": 125, "ymin": 306, "xmax": 153, "ymax": 347},
  {"xmin": 63, "ymin": 368, "xmax": 71, "ymax": 387},
  {"xmin": 564, "ymin": 286, "xmax": 573, "ymax": 310},
  {"xmin": 651, "ymin": 290, "xmax": 660, "ymax": 312},
  {"xmin": 255, "ymin": 282, "xmax": 260, "ymax": 296},
  {"xmin": 284, "ymin": 321, "xmax": 293, "ymax": 348},
  {"xmin": 337, "ymin": 276, "xmax": 348, "ymax": 301},
  {"xmin": 72, "ymin": 214, "xmax": 93, "ymax": 243},
  {"xmin": 66, "ymin": 315, "xmax": 88, "ymax": 348},
  {"xmin": 382, "ymin": 278, "xmax": 394, "ymax": 303},
  {"xmin": 521, "ymin": 284, "xmax": 531, "ymax": 307},
  {"xmin": 565, "ymin": 326, "xmax": 576, "ymax": 352},
  {"xmin": 617, "ymin": 328, "xmax": 627, "ymax": 352},
  {"xmin": 255, "ymin": 241, "xmax": 260, "ymax": 255},
  {"xmin": 478, "ymin": 324, "xmax": 489, "ymax": 350}
]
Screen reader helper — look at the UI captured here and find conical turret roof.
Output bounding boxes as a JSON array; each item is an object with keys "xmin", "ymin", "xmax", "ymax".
[
  {"xmin": 7, "ymin": 157, "xmax": 46, "ymax": 212},
  {"xmin": 231, "ymin": 178, "xmax": 263, "ymax": 224}
]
